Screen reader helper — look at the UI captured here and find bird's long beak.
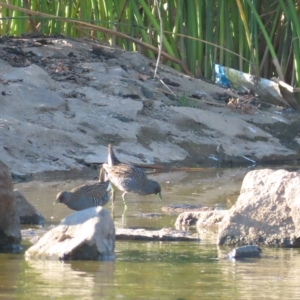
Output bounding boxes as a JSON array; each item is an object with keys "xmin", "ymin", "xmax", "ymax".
[
  {"xmin": 157, "ymin": 192, "xmax": 162, "ymax": 200},
  {"xmin": 53, "ymin": 196, "xmax": 60, "ymax": 205}
]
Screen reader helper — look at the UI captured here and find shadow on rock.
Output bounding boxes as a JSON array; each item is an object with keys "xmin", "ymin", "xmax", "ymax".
[{"xmin": 0, "ymin": 160, "xmax": 21, "ymax": 251}]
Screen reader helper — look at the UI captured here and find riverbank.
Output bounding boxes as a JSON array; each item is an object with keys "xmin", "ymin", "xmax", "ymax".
[{"xmin": 0, "ymin": 37, "xmax": 299, "ymax": 178}]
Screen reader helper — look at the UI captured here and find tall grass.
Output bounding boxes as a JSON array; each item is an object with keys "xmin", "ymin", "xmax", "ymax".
[{"xmin": 0, "ymin": 0, "xmax": 300, "ymax": 91}]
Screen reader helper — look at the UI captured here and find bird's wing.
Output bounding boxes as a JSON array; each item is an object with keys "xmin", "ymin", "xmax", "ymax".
[
  {"xmin": 71, "ymin": 182, "xmax": 109, "ymax": 198},
  {"xmin": 104, "ymin": 163, "xmax": 147, "ymax": 181}
]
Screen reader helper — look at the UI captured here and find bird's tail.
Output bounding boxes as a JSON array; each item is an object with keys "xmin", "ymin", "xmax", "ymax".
[{"xmin": 108, "ymin": 144, "xmax": 121, "ymax": 165}]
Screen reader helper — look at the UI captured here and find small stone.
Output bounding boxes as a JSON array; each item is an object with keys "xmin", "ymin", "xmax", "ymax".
[{"xmin": 228, "ymin": 245, "xmax": 262, "ymax": 259}]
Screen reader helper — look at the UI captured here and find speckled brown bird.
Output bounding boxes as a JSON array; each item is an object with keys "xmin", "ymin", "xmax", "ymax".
[
  {"xmin": 102, "ymin": 144, "xmax": 162, "ymax": 208},
  {"xmin": 55, "ymin": 167, "xmax": 111, "ymax": 211}
]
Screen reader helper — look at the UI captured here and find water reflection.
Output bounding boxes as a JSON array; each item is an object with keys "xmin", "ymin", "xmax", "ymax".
[
  {"xmin": 23, "ymin": 259, "xmax": 115, "ymax": 299},
  {"xmin": 2, "ymin": 235, "xmax": 300, "ymax": 299},
  {"xmin": 217, "ymin": 247, "xmax": 300, "ymax": 299}
]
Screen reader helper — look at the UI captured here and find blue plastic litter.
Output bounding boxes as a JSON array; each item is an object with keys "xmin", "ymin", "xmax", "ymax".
[{"xmin": 214, "ymin": 63, "xmax": 231, "ymax": 88}]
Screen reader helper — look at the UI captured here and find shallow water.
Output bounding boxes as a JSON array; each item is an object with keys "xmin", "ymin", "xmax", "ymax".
[{"xmin": 2, "ymin": 166, "xmax": 300, "ymax": 299}]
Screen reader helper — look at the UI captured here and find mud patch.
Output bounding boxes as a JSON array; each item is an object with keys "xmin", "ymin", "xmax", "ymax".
[
  {"xmin": 174, "ymin": 117, "xmax": 208, "ymax": 135},
  {"xmin": 253, "ymin": 119, "xmax": 300, "ymax": 151},
  {"xmin": 137, "ymin": 126, "xmax": 167, "ymax": 150},
  {"xmin": 173, "ymin": 142, "xmax": 221, "ymax": 166},
  {"xmin": 94, "ymin": 134, "xmax": 123, "ymax": 146},
  {"xmin": 235, "ymin": 134, "xmax": 269, "ymax": 142}
]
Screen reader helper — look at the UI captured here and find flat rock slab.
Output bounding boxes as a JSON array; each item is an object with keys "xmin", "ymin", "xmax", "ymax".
[
  {"xmin": 134, "ymin": 213, "xmax": 163, "ymax": 218},
  {"xmin": 22, "ymin": 227, "xmax": 199, "ymax": 244},
  {"xmin": 116, "ymin": 228, "xmax": 199, "ymax": 241}
]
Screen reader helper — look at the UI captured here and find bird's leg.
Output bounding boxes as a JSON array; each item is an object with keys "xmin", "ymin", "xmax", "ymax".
[
  {"xmin": 111, "ymin": 204, "xmax": 115, "ymax": 219},
  {"xmin": 122, "ymin": 192, "xmax": 128, "ymax": 210},
  {"xmin": 110, "ymin": 186, "xmax": 115, "ymax": 205},
  {"xmin": 121, "ymin": 206, "xmax": 127, "ymax": 227},
  {"xmin": 157, "ymin": 192, "xmax": 162, "ymax": 200}
]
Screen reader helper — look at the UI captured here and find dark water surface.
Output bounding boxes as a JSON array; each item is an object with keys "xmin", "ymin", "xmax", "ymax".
[{"xmin": 2, "ymin": 167, "xmax": 300, "ymax": 299}]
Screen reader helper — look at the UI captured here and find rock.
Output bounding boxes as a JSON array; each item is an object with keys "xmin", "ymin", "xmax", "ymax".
[
  {"xmin": 0, "ymin": 161, "xmax": 21, "ymax": 250},
  {"xmin": 21, "ymin": 226, "xmax": 199, "ymax": 244},
  {"xmin": 162, "ymin": 204, "xmax": 211, "ymax": 214},
  {"xmin": 175, "ymin": 209, "xmax": 225, "ymax": 228},
  {"xmin": 22, "ymin": 227, "xmax": 49, "ymax": 244},
  {"xmin": 116, "ymin": 228, "xmax": 199, "ymax": 241},
  {"xmin": 134, "ymin": 213, "xmax": 162, "ymax": 218},
  {"xmin": 13, "ymin": 189, "xmax": 45, "ymax": 225},
  {"xmin": 227, "ymin": 245, "xmax": 262, "ymax": 259},
  {"xmin": 196, "ymin": 210, "xmax": 227, "ymax": 229},
  {"xmin": 11, "ymin": 171, "xmax": 30, "ymax": 183},
  {"xmin": 218, "ymin": 169, "xmax": 300, "ymax": 247},
  {"xmin": 25, "ymin": 207, "xmax": 115, "ymax": 261}
]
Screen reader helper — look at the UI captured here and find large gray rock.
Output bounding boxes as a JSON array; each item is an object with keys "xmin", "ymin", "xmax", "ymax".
[
  {"xmin": 218, "ymin": 169, "xmax": 300, "ymax": 247},
  {"xmin": 25, "ymin": 207, "xmax": 115, "ymax": 260},
  {"xmin": 14, "ymin": 189, "xmax": 45, "ymax": 225},
  {"xmin": 0, "ymin": 161, "xmax": 21, "ymax": 249}
]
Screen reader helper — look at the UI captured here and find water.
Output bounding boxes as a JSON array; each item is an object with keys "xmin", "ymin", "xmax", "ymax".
[{"xmin": 2, "ymin": 167, "xmax": 300, "ymax": 299}]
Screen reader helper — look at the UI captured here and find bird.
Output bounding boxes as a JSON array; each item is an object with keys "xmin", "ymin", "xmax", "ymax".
[
  {"xmin": 54, "ymin": 167, "xmax": 111, "ymax": 211},
  {"xmin": 102, "ymin": 144, "xmax": 162, "ymax": 208}
]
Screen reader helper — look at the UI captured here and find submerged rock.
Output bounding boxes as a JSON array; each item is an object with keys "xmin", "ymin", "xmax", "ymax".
[
  {"xmin": 116, "ymin": 228, "xmax": 199, "ymax": 241},
  {"xmin": 227, "ymin": 245, "xmax": 262, "ymax": 259},
  {"xmin": 25, "ymin": 207, "xmax": 115, "ymax": 261},
  {"xmin": 162, "ymin": 204, "xmax": 212, "ymax": 214},
  {"xmin": 22, "ymin": 226, "xmax": 198, "ymax": 243},
  {"xmin": 22, "ymin": 227, "xmax": 50, "ymax": 244},
  {"xmin": 0, "ymin": 161, "xmax": 21, "ymax": 250},
  {"xmin": 14, "ymin": 189, "xmax": 45, "ymax": 225}
]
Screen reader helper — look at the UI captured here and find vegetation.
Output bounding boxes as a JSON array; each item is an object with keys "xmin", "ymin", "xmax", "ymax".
[{"xmin": 0, "ymin": 1, "xmax": 300, "ymax": 90}]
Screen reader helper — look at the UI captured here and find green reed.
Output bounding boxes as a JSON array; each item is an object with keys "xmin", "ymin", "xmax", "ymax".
[{"xmin": 0, "ymin": 0, "xmax": 300, "ymax": 94}]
